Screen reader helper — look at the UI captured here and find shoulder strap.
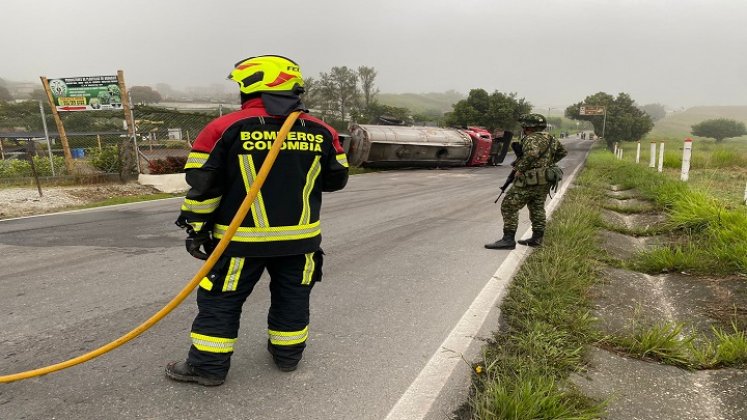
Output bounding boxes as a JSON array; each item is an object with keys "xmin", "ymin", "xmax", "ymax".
[{"xmin": 539, "ymin": 134, "xmax": 555, "ymax": 158}]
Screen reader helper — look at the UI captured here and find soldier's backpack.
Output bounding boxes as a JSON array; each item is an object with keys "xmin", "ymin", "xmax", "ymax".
[{"xmin": 544, "ymin": 136, "xmax": 563, "ymax": 194}]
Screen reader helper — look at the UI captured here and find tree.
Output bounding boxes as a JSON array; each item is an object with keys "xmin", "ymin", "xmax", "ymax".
[
  {"xmin": 0, "ymin": 85, "xmax": 12, "ymax": 102},
  {"xmin": 565, "ymin": 92, "xmax": 653, "ymax": 148},
  {"xmin": 155, "ymin": 83, "xmax": 179, "ymax": 100},
  {"xmin": 301, "ymin": 76, "xmax": 322, "ymax": 112},
  {"xmin": 639, "ymin": 103, "xmax": 667, "ymax": 121},
  {"xmin": 357, "ymin": 66, "xmax": 379, "ymax": 109},
  {"xmin": 361, "ymin": 103, "xmax": 411, "ymax": 125},
  {"xmin": 691, "ymin": 118, "xmax": 747, "ymax": 142},
  {"xmin": 130, "ymin": 86, "xmax": 163, "ymax": 104},
  {"xmin": 0, "ymin": 101, "xmax": 39, "ymax": 130},
  {"xmin": 444, "ymin": 89, "xmax": 531, "ymax": 132},
  {"xmin": 30, "ymin": 89, "xmax": 48, "ymax": 101},
  {"xmin": 318, "ymin": 66, "xmax": 359, "ymax": 125}
]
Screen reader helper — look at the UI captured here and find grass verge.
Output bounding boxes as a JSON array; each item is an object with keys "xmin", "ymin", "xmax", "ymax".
[
  {"xmin": 67, "ymin": 192, "xmax": 180, "ymax": 210},
  {"xmin": 466, "ymin": 176, "xmax": 605, "ymax": 419},
  {"xmin": 466, "ymin": 143, "xmax": 746, "ymax": 419},
  {"xmin": 581, "ymin": 153, "xmax": 747, "ymax": 275}
]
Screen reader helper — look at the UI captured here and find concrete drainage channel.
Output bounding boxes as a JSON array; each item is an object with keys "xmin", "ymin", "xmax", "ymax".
[{"xmin": 570, "ymin": 185, "xmax": 747, "ymax": 420}]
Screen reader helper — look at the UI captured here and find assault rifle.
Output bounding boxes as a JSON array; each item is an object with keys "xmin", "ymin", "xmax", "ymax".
[{"xmin": 494, "ymin": 142, "xmax": 524, "ymax": 203}]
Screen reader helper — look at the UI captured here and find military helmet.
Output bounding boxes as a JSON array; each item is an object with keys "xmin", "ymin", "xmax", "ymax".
[
  {"xmin": 228, "ymin": 55, "xmax": 304, "ymax": 96},
  {"xmin": 518, "ymin": 113, "xmax": 547, "ymax": 130}
]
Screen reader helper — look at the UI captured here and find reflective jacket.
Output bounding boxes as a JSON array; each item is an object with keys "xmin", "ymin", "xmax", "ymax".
[{"xmin": 179, "ymin": 98, "xmax": 349, "ymax": 257}]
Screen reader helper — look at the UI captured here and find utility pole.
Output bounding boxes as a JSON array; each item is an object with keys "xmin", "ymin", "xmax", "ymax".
[
  {"xmin": 602, "ymin": 109, "xmax": 608, "ymax": 140},
  {"xmin": 38, "ymin": 100, "xmax": 55, "ymax": 176}
]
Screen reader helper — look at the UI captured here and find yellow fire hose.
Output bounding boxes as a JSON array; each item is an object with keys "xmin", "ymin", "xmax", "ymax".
[{"xmin": 0, "ymin": 111, "xmax": 302, "ymax": 384}]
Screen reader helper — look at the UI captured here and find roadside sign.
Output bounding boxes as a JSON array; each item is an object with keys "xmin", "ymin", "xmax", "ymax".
[
  {"xmin": 579, "ymin": 105, "xmax": 606, "ymax": 116},
  {"xmin": 48, "ymin": 75, "xmax": 123, "ymax": 111}
]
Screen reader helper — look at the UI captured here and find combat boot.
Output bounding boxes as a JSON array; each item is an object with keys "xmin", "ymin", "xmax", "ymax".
[
  {"xmin": 165, "ymin": 361, "xmax": 225, "ymax": 386},
  {"xmin": 484, "ymin": 230, "xmax": 516, "ymax": 250},
  {"xmin": 517, "ymin": 230, "xmax": 544, "ymax": 247}
]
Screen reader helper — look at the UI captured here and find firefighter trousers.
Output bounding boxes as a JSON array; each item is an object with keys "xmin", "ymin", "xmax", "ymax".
[{"xmin": 186, "ymin": 250, "xmax": 323, "ymax": 378}]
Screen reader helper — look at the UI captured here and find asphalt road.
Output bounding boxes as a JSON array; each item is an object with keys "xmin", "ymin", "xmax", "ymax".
[{"xmin": 0, "ymin": 136, "xmax": 591, "ymax": 420}]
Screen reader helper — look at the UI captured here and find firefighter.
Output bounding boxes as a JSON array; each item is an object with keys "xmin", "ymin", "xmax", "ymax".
[
  {"xmin": 165, "ymin": 55, "xmax": 349, "ymax": 386},
  {"xmin": 485, "ymin": 113, "xmax": 567, "ymax": 250}
]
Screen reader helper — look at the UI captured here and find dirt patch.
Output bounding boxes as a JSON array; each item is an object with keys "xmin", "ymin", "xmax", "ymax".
[{"xmin": 0, "ymin": 183, "xmax": 163, "ymax": 219}]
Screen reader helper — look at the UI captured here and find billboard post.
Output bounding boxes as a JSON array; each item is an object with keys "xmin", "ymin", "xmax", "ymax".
[
  {"xmin": 40, "ymin": 76, "xmax": 75, "ymax": 173},
  {"xmin": 117, "ymin": 70, "xmax": 140, "ymax": 178}
]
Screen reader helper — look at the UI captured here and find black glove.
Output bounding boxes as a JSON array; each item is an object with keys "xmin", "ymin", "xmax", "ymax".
[
  {"xmin": 175, "ymin": 216, "xmax": 215, "ymax": 260},
  {"xmin": 185, "ymin": 229, "xmax": 215, "ymax": 260}
]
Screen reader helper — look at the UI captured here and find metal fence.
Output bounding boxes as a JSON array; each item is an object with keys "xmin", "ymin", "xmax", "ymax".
[{"xmin": 0, "ymin": 103, "xmax": 238, "ymax": 184}]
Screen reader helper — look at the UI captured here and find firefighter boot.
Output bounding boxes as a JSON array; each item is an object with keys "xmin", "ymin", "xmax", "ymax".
[
  {"xmin": 484, "ymin": 230, "xmax": 516, "ymax": 250},
  {"xmin": 165, "ymin": 361, "xmax": 225, "ymax": 386},
  {"xmin": 517, "ymin": 230, "xmax": 544, "ymax": 247},
  {"xmin": 267, "ymin": 341, "xmax": 300, "ymax": 372}
]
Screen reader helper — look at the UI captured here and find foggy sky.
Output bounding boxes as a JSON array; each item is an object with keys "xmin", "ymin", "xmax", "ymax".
[{"xmin": 3, "ymin": 0, "xmax": 746, "ymax": 109}]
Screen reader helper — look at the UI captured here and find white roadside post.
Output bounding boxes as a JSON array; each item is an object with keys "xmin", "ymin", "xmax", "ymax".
[
  {"xmin": 744, "ymin": 182, "xmax": 747, "ymax": 205},
  {"xmin": 619, "ymin": 148, "xmax": 624, "ymax": 160},
  {"xmin": 613, "ymin": 142, "xmax": 618, "ymax": 156},
  {"xmin": 649, "ymin": 141, "xmax": 657, "ymax": 168},
  {"xmin": 680, "ymin": 138, "xmax": 693, "ymax": 181},
  {"xmin": 658, "ymin": 142, "xmax": 665, "ymax": 172},
  {"xmin": 636, "ymin": 141, "xmax": 641, "ymax": 163}
]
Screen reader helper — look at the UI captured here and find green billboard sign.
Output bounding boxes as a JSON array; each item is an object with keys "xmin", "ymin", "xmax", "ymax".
[{"xmin": 48, "ymin": 75, "xmax": 123, "ymax": 111}]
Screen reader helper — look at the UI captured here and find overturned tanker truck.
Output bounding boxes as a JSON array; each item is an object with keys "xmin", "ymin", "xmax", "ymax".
[{"xmin": 345, "ymin": 124, "xmax": 511, "ymax": 168}]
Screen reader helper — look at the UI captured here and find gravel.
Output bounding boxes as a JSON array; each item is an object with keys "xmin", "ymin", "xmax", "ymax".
[{"xmin": 0, "ymin": 183, "xmax": 163, "ymax": 219}]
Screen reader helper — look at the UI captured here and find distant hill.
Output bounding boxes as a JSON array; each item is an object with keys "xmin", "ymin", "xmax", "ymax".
[
  {"xmin": 652, "ymin": 106, "xmax": 747, "ymax": 140},
  {"xmin": 376, "ymin": 90, "xmax": 464, "ymax": 115}
]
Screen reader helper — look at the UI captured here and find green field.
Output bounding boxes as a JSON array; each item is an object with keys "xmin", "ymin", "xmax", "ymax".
[
  {"xmin": 377, "ymin": 90, "xmax": 464, "ymax": 115},
  {"xmin": 650, "ymin": 105, "xmax": 747, "ymax": 141}
]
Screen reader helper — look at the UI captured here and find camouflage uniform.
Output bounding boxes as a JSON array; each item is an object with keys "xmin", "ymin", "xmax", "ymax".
[{"xmin": 502, "ymin": 131, "xmax": 567, "ymax": 232}]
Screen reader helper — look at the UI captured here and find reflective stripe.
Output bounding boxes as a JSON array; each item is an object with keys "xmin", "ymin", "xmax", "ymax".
[
  {"xmin": 336, "ymin": 153, "xmax": 349, "ymax": 168},
  {"xmin": 268, "ymin": 326, "xmax": 309, "ymax": 346},
  {"xmin": 302, "ymin": 252, "xmax": 315, "ymax": 285},
  {"xmin": 213, "ymin": 221, "xmax": 321, "ymax": 242},
  {"xmin": 299, "ymin": 156, "xmax": 322, "ymax": 225},
  {"xmin": 185, "ymin": 152, "xmax": 209, "ymax": 169},
  {"xmin": 199, "ymin": 277, "xmax": 213, "ymax": 291},
  {"xmin": 189, "ymin": 221, "xmax": 206, "ymax": 233},
  {"xmin": 239, "ymin": 155, "xmax": 270, "ymax": 228},
  {"xmin": 190, "ymin": 332, "xmax": 236, "ymax": 353},
  {"xmin": 222, "ymin": 257, "xmax": 244, "ymax": 292},
  {"xmin": 181, "ymin": 196, "xmax": 221, "ymax": 214}
]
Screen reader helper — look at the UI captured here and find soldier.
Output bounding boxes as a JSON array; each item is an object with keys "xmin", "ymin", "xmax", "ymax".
[{"xmin": 485, "ymin": 113, "xmax": 567, "ymax": 249}]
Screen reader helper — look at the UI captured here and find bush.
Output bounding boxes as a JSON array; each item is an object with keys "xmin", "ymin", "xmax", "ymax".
[
  {"xmin": 0, "ymin": 159, "xmax": 26, "ymax": 178},
  {"xmin": 32, "ymin": 155, "xmax": 68, "ymax": 176},
  {"xmin": 0, "ymin": 156, "xmax": 68, "ymax": 178},
  {"xmin": 148, "ymin": 156, "xmax": 187, "ymax": 174},
  {"xmin": 164, "ymin": 140, "xmax": 190, "ymax": 149},
  {"xmin": 89, "ymin": 146, "xmax": 121, "ymax": 173}
]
